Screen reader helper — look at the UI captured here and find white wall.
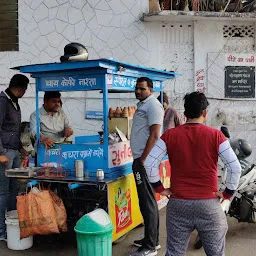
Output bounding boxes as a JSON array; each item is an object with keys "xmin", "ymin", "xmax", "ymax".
[
  {"xmin": 0, "ymin": 0, "xmax": 152, "ymax": 136},
  {"xmin": 2, "ymin": 2, "xmax": 256, "ymax": 161},
  {"xmin": 194, "ymin": 20, "xmax": 256, "ymax": 161},
  {"xmin": 148, "ymin": 18, "xmax": 256, "ymax": 161},
  {"xmin": 147, "ymin": 20, "xmax": 194, "ymax": 118}
]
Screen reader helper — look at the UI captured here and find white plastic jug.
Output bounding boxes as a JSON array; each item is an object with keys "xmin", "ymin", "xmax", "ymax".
[{"xmin": 5, "ymin": 210, "xmax": 33, "ymax": 250}]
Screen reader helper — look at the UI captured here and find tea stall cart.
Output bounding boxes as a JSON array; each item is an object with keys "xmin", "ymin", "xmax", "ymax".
[{"xmin": 14, "ymin": 59, "xmax": 176, "ymax": 242}]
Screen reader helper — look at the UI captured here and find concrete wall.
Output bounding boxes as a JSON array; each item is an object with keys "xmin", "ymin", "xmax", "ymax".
[
  {"xmin": 194, "ymin": 20, "xmax": 256, "ymax": 162},
  {"xmin": 0, "ymin": 0, "xmax": 150, "ymax": 137},
  {"xmin": 1, "ymin": 1, "xmax": 256, "ymax": 161},
  {"xmin": 147, "ymin": 21, "xmax": 194, "ymax": 122},
  {"xmin": 148, "ymin": 18, "xmax": 256, "ymax": 161}
]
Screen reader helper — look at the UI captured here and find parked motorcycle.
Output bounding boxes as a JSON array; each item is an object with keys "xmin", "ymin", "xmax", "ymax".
[{"xmin": 194, "ymin": 126, "xmax": 256, "ymax": 249}]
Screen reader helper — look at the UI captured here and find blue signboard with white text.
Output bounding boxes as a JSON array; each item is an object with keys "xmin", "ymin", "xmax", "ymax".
[
  {"xmin": 107, "ymin": 74, "xmax": 162, "ymax": 91},
  {"xmin": 37, "ymin": 143, "xmax": 105, "ymax": 173},
  {"xmin": 38, "ymin": 74, "xmax": 104, "ymax": 91},
  {"xmin": 38, "ymin": 73, "xmax": 162, "ymax": 92},
  {"xmin": 85, "ymin": 110, "xmax": 104, "ymax": 120}
]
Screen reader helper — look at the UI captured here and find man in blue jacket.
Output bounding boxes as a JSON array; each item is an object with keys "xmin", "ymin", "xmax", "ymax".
[{"xmin": 0, "ymin": 74, "xmax": 29, "ymax": 241}]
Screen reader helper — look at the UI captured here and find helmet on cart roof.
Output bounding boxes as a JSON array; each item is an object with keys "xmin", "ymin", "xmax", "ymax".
[
  {"xmin": 60, "ymin": 42, "xmax": 89, "ymax": 62},
  {"xmin": 231, "ymin": 139, "xmax": 252, "ymax": 159}
]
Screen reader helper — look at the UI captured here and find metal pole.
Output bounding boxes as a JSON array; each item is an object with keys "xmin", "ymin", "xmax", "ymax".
[
  {"xmin": 35, "ymin": 79, "xmax": 40, "ymax": 146},
  {"xmin": 103, "ymin": 74, "xmax": 109, "ymax": 167}
]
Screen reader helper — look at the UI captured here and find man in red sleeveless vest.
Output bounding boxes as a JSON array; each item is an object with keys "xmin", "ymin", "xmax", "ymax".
[{"xmin": 144, "ymin": 91, "xmax": 241, "ymax": 256}]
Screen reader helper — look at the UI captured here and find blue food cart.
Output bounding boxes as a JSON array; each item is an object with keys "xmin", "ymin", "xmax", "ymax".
[{"xmin": 13, "ymin": 59, "xmax": 176, "ymax": 241}]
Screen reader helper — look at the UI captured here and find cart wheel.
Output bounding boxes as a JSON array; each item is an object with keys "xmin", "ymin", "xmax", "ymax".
[
  {"xmin": 113, "ymin": 233, "xmax": 128, "ymax": 245},
  {"xmin": 194, "ymin": 235, "xmax": 203, "ymax": 249}
]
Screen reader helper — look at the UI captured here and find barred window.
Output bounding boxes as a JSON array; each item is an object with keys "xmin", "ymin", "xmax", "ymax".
[{"xmin": 0, "ymin": 0, "xmax": 18, "ymax": 51}]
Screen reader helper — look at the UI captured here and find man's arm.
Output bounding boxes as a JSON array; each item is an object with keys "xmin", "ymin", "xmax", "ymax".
[
  {"xmin": 0, "ymin": 98, "xmax": 8, "ymax": 164},
  {"xmin": 218, "ymin": 140, "xmax": 242, "ymax": 199},
  {"xmin": 63, "ymin": 111, "xmax": 73, "ymax": 138},
  {"xmin": 29, "ymin": 111, "xmax": 37, "ymax": 140},
  {"xmin": 164, "ymin": 107, "xmax": 180, "ymax": 130},
  {"xmin": 0, "ymin": 98, "xmax": 7, "ymax": 155},
  {"xmin": 174, "ymin": 111, "xmax": 182, "ymax": 127},
  {"xmin": 140, "ymin": 124, "xmax": 161, "ymax": 163},
  {"xmin": 140, "ymin": 102, "xmax": 164, "ymax": 163},
  {"xmin": 30, "ymin": 111, "xmax": 55, "ymax": 148},
  {"xmin": 63, "ymin": 110, "xmax": 72, "ymax": 129},
  {"xmin": 144, "ymin": 138, "xmax": 171, "ymax": 195}
]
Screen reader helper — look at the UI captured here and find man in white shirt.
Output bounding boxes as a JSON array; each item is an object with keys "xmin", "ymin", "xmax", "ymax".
[
  {"xmin": 130, "ymin": 77, "xmax": 170, "ymax": 256},
  {"xmin": 30, "ymin": 91, "xmax": 73, "ymax": 148}
]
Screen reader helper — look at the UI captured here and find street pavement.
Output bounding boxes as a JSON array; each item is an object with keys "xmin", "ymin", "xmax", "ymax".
[{"xmin": 0, "ymin": 207, "xmax": 255, "ymax": 256}]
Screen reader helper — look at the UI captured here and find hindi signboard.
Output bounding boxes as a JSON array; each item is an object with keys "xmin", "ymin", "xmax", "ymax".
[
  {"xmin": 85, "ymin": 111, "xmax": 103, "ymax": 120},
  {"xmin": 107, "ymin": 74, "xmax": 162, "ymax": 92},
  {"xmin": 225, "ymin": 66, "xmax": 255, "ymax": 98},
  {"xmin": 38, "ymin": 75, "xmax": 103, "ymax": 91}
]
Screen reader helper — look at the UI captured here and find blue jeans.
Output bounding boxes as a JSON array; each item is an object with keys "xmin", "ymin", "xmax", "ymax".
[{"xmin": 0, "ymin": 149, "xmax": 20, "ymax": 236}]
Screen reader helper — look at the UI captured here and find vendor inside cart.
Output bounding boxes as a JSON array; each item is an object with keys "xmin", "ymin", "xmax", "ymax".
[{"xmin": 30, "ymin": 91, "xmax": 73, "ymax": 149}]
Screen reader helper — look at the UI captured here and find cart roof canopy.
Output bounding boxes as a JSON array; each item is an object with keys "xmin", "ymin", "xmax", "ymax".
[{"xmin": 13, "ymin": 58, "xmax": 178, "ymax": 92}]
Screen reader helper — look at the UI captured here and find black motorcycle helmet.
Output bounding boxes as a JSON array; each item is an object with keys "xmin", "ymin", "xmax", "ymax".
[
  {"xmin": 231, "ymin": 139, "xmax": 252, "ymax": 159},
  {"xmin": 60, "ymin": 43, "xmax": 89, "ymax": 62},
  {"xmin": 220, "ymin": 125, "xmax": 230, "ymax": 138}
]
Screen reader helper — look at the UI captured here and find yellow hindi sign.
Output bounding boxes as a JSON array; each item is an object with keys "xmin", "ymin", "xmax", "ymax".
[{"xmin": 108, "ymin": 173, "xmax": 143, "ymax": 241}]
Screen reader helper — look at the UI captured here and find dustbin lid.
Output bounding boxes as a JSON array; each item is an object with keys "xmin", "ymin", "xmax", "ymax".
[{"xmin": 74, "ymin": 208, "xmax": 113, "ymax": 234}]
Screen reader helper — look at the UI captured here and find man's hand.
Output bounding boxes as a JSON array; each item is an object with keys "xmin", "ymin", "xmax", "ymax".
[
  {"xmin": 19, "ymin": 148, "xmax": 28, "ymax": 158},
  {"xmin": 41, "ymin": 137, "xmax": 55, "ymax": 148},
  {"xmin": 160, "ymin": 188, "xmax": 172, "ymax": 197},
  {"xmin": 64, "ymin": 128, "xmax": 73, "ymax": 138},
  {"xmin": 140, "ymin": 124, "xmax": 162, "ymax": 165},
  {"xmin": 21, "ymin": 157, "xmax": 29, "ymax": 168},
  {"xmin": 19, "ymin": 148, "xmax": 29, "ymax": 167},
  {"xmin": 0, "ymin": 155, "xmax": 8, "ymax": 165},
  {"xmin": 214, "ymin": 191, "xmax": 224, "ymax": 202},
  {"xmin": 214, "ymin": 191, "xmax": 232, "ymax": 202}
]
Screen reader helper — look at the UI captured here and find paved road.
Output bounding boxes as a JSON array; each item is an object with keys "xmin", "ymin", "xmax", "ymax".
[
  {"xmin": 113, "ymin": 208, "xmax": 256, "ymax": 256},
  {"xmin": 0, "ymin": 208, "xmax": 255, "ymax": 256}
]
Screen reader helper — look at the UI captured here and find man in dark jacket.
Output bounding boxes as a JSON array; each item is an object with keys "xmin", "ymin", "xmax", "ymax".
[{"xmin": 0, "ymin": 74, "xmax": 29, "ymax": 241}]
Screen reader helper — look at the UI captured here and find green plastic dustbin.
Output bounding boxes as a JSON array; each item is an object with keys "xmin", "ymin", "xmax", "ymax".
[{"xmin": 74, "ymin": 208, "xmax": 114, "ymax": 256}]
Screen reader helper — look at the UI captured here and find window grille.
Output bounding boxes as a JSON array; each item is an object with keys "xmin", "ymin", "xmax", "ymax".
[
  {"xmin": 0, "ymin": 0, "xmax": 18, "ymax": 51},
  {"xmin": 223, "ymin": 25, "xmax": 254, "ymax": 38}
]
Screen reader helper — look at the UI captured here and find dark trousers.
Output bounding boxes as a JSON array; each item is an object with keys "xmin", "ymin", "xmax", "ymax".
[
  {"xmin": 0, "ymin": 149, "xmax": 20, "ymax": 236},
  {"xmin": 132, "ymin": 158, "xmax": 159, "ymax": 250}
]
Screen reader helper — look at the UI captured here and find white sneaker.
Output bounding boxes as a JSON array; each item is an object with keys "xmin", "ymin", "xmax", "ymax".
[{"xmin": 129, "ymin": 247, "xmax": 157, "ymax": 256}]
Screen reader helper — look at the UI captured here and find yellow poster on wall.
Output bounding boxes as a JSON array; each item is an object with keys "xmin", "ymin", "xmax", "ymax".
[{"xmin": 108, "ymin": 173, "xmax": 143, "ymax": 241}]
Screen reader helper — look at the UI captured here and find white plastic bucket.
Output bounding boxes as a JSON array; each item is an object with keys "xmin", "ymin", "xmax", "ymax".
[{"xmin": 5, "ymin": 210, "xmax": 33, "ymax": 250}]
